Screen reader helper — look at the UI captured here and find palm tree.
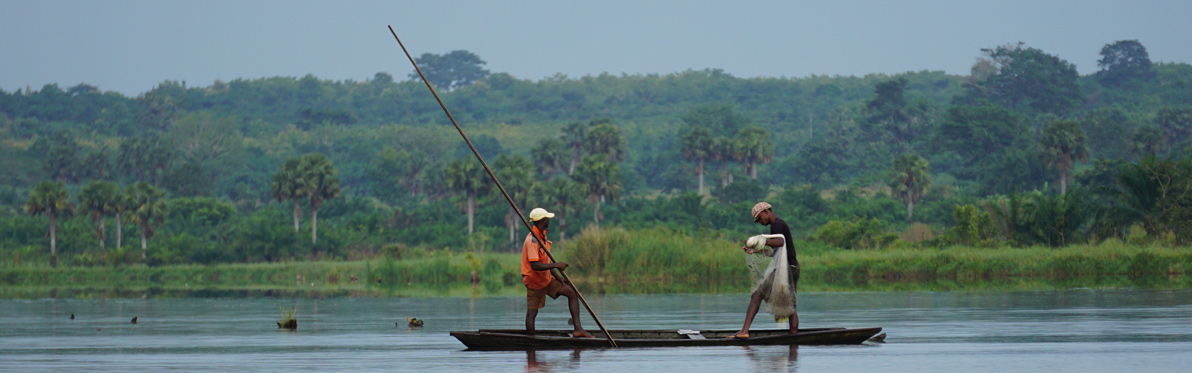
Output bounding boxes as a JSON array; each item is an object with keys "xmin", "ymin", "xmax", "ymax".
[
  {"xmin": 444, "ymin": 159, "xmax": 491, "ymax": 235},
  {"xmin": 561, "ymin": 121, "xmax": 587, "ymax": 174},
  {"xmin": 1039, "ymin": 120, "xmax": 1090, "ymax": 194},
  {"xmin": 573, "ymin": 155, "xmax": 621, "ymax": 227},
  {"xmin": 117, "ymin": 185, "xmax": 133, "ymax": 249},
  {"xmin": 583, "ymin": 122, "xmax": 626, "ymax": 163},
  {"xmin": 1130, "ymin": 124, "xmax": 1164, "ymax": 158},
  {"xmin": 735, "ymin": 125, "xmax": 774, "ymax": 180},
  {"xmin": 1028, "ymin": 190, "xmax": 1089, "ymax": 247},
  {"xmin": 271, "ymin": 158, "xmax": 306, "ymax": 233},
  {"xmin": 532, "ymin": 177, "xmax": 585, "ymax": 241},
  {"xmin": 712, "ymin": 136, "xmax": 740, "ymax": 188},
  {"xmin": 495, "ymin": 154, "xmax": 537, "ymax": 248},
  {"xmin": 78, "ymin": 180, "xmax": 120, "ymax": 250},
  {"xmin": 125, "ymin": 182, "xmax": 168, "ymax": 258},
  {"xmin": 680, "ymin": 126, "xmax": 714, "ymax": 195},
  {"xmin": 531, "ymin": 138, "xmax": 569, "ymax": 178},
  {"xmin": 888, "ymin": 153, "xmax": 931, "ymax": 221},
  {"xmin": 26, "ymin": 181, "xmax": 74, "ymax": 267},
  {"xmin": 300, "ymin": 153, "xmax": 341, "ymax": 245}
]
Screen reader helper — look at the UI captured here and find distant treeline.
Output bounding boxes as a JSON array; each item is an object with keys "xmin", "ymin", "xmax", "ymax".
[{"xmin": 1, "ymin": 41, "xmax": 1191, "ymax": 267}]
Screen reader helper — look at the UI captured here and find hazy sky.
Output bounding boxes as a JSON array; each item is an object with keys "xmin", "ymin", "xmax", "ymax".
[{"xmin": 2, "ymin": 0, "xmax": 1190, "ymax": 96}]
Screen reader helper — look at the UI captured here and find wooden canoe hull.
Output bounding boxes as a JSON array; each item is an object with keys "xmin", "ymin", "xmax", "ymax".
[{"xmin": 450, "ymin": 327, "xmax": 883, "ymax": 350}]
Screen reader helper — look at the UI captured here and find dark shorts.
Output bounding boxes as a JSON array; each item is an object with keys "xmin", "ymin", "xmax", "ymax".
[{"xmin": 526, "ymin": 279, "xmax": 566, "ymax": 310}]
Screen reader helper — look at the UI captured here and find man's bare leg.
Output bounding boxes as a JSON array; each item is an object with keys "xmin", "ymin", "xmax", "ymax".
[
  {"xmin": 526, "ymin": 308, "xmax": 538, "ymax": 335},
  {"xmin": 560, "ymin": 286, "xmax": 590, "ymax": 336},
  {"xmin": 733, "ymin": 291, "xmax": 765, "ymax": 337},
  {"xmin": 789, "ymin": 310, "xmax": 799, "ymax": 334}
]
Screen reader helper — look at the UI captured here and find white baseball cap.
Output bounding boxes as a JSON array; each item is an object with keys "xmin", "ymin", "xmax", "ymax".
[{"xmin": 529, "ymin": 208, "xmax": 555, "ymax": 221}]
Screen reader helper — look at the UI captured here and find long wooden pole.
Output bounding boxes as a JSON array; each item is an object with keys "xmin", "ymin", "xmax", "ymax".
[{"xmin": 387, "ymin": 26, "xmax": 617, "ymax": 347}]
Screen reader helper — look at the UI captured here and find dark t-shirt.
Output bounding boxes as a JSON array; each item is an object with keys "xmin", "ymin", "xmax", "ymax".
[{"xmin": 770, "ymin": 218, "xmax": 797, "ymax": 266}]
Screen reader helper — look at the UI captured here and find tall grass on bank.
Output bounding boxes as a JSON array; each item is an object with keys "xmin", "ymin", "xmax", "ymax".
[
  {"xmin": 563, "ymin": 226, "xmax": 755, "ymax": 292},
  {"xmin": 561, "ymin": 227, "xmax": 1192, "ymax": 293},
  {"xmin": 0, "ymin": 261, "xmax": 370, "ymax": 290},
  {"xmin": 2, "ymin": 228, "xmax": 1190, "ymax": 296},
  {"xmin": 0, "ymin": 251, "xmax": 524, "ymax": 295},
  {"xmin": 807, "ymin": 239, "xmax": 1192, "ymax": 282}
]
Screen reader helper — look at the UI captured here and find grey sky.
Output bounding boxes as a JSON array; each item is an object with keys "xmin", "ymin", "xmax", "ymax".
[{"xmin": 2, "ymin": 0, "xmax": 1189, "ymax": 96}]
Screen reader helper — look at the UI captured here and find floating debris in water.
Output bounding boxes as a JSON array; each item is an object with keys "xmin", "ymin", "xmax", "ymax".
[
  {"xmin": 278, "ymin": 306, "xmax": 297, "ymax": 330},
  {"xmin": 70, "ymin": 313, "xmax": 74, "ymax": 320},
  {"xmin": 868, "ymin": 332, "xmax": 887, "ymax": 343},
  {"xmin": 131, "ymin": 316, "xmax": 138, "ymax": 324},
  {"xmin": 406, "ymin": 317, "xmax": 424, "ymax": 327},
  {"xmin": 277, "ymin": 319, "xmax": 297, "ymax": 329}
]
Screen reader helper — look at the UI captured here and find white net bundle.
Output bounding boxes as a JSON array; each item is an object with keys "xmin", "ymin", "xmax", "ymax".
[{"xmin": 743, "ymin": 234, "xmax": 795, "ymax": 317}]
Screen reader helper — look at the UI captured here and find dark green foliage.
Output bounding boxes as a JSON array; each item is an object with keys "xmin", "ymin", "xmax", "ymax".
[
  {"xmin": 530, "ymin": 138, "xmax": 568, "ymax": 178},
  {"xmin": 408, "ymin": 50, "xmax": 490, "ymax": 91},
  {"xmin": 681, "ymin": 103, "xmax": 750, "ymax": 136},
  {"xmin": 862, "ymin": 77, "xmax": 936, "ymax": 146},
  {"xmin": 25, "ymin": 180, "xmax": 73, "ymax": 266},
  {"xmin": 1097, "ymin": 155, "xmax": 1192, "ymax": 245},
  {"xmin": 787, "ymin": 136, "xmax": 854, "ymax": 186},
  {"xmin": 116, "ymin": 138, "xmax": 175, "ymax": 185},
  {"xmin": 933, "ymin": 102, "xmax": 1028, "ymax": 167},
  {"xmin": 1155, "ymin": 107, "xmax": 1192, "ymax": 152},
  {"xmin": 960, "ymin": 43, "xmax": 1084, "ymax": 115},
  {"xmin": 941, "ymin": 205, "xmax": 997, "ymax": 247},
  {"xmin": 1038, "ymin": 120, "xmax": 1090, "ymax": 194},
  {"xmin": 161, "ymin": 162, "xmax": 212, "ymax": 197},
  {"xmin": 297, "ymin": 108, "xmax": 358, "ymax": 129},
  {"xmin": 972, "ymin": 188, "xmax": 1093, "ymax": 248},
  {"xmin": 168, "ymin": 197, "xmax": 235, "ymax": 227},
  {"xmin": 811, "ymin": 217, "xmax": 898, "ymax": 250},
  {"xmin": 364, "ymin": 147, "xmax": 418, "ymax": 203},
  {"xmin": 1025, "ymin": 189, "xmax": 1091, "ymax": 247},
  {"xmin": 1081, "ymin": 108, "xmax": 1133, "ymax": 160},
  {"xmin": 713, "ymin": 179, "xmax": 765, "ymax": 205},
  {"xmin": 452, "ymin": 134, "xmax": 504, "ymax": 160},
  {"xmin": 1097, "ymin": 40, "xmax": 1155, "ymax": 86},
  {"xmin": 888, "ymin": 153, "xmax": 931, "ymax": 220},
  {"xmin": 1131, "ymin": 125, "xmax": 1165, "ymax": 157}
]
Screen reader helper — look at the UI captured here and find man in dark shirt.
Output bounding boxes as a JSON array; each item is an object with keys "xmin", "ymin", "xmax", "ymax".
[{"xmin": 729, "ymin": 202, "xmax": 799, "ymax": 339}]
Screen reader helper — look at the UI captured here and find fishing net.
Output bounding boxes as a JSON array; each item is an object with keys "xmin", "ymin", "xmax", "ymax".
[{"xmin": 743, "ymin": 234, "xmax": 795, "ymax": 318}]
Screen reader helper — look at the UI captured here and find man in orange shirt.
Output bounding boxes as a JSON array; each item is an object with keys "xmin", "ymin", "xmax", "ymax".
[{"xmin": 522, "ymin": 207, "xmax": 592, "ymax": 338}]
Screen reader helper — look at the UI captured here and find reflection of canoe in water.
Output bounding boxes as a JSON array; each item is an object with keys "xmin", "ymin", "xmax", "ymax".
[{"xmin": 450, "ymin": 327, "xmax": 883, "ymax": 350}]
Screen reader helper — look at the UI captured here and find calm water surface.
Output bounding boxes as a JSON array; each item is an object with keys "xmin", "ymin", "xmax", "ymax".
[{"xmin": 2, "ymin": 290, "xmax": 1190, "ymax": 372}]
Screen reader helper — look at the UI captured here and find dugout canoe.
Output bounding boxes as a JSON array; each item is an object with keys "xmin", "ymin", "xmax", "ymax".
[{"xmin": 450, "ymin": 327, "xmax": 883, "ymax": 350}]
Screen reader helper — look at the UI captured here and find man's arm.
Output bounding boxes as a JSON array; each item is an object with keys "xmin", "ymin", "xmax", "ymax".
[
  {"xmin": 765, "ymin": 237, "xmax": 785, "ymax": 247},
  {"xmin": 531, "ymin": 261, "xmax": 570, "ymax": 284},
  {"xmin": 530, "ymin": 261, "xmax": 568, "ymax": 272}
]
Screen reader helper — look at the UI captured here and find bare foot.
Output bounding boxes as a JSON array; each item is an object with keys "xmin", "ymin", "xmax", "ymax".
[
  {"xmin": 727, "ymin": 331, "xmax": 750, "ymax": 339},
  {"xmin": 571, "ymin": 330, "xmax": 594, "ymax": 338}
]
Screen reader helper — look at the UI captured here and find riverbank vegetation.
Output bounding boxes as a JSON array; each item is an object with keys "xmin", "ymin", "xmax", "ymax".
[
  {"xmin": 2, "ymin": 40, "xmax": 1192, "ymax": 285},
  {"xmin": 3, "ymin": 227, "xmax": 1189, "ymax": 297}
]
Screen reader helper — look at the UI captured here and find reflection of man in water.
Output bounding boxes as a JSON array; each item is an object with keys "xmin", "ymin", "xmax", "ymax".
[
  {"xmin": 525, "ymin": 350, "xmax": 548, "ymax": 372},
  {"xmin": 741, "ymin": 345, "xmax": 799, "ymax": 371},
  {"xmin": 524, "ymin": 349, "xmax": 583, "ymax": 372}
]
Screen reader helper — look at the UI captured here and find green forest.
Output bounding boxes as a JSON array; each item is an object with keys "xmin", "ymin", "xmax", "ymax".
[{"xmin": 2, "ymin": 39, "xmax": 1191, "ymax": 271}]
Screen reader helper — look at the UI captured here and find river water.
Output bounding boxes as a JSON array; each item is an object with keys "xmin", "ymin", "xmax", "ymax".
[{"xmin": 2, "ymin": 289, "xmax": 1190, "ymax": 372}]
